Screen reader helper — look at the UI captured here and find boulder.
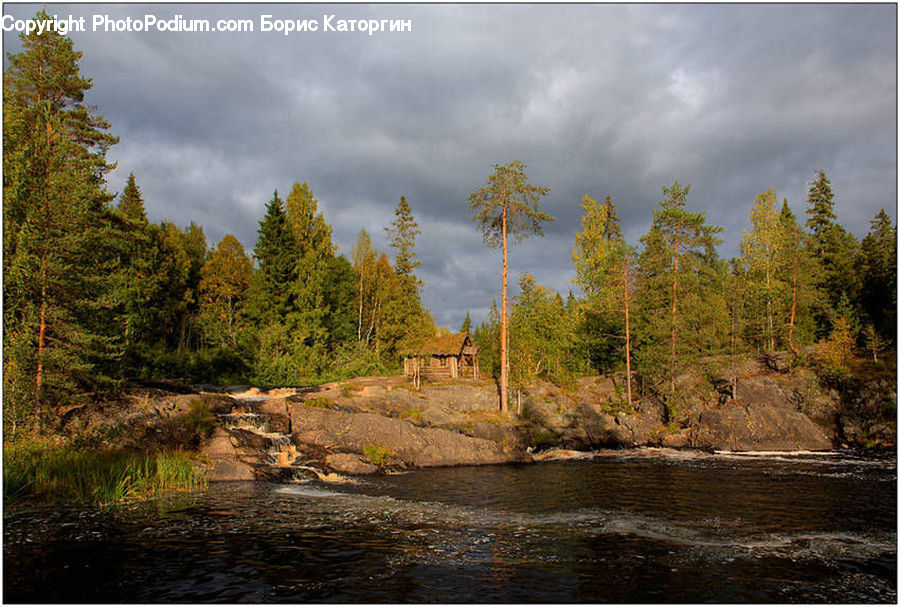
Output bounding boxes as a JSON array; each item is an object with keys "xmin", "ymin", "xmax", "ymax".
[
  {"xmin": 325, "ymin": 453, "xmax": 379, "ymax": 475},
  {"xmin": 691, "ymin": 401, "xmax": 832, "ymax": 451},
  {"xmin": 200, "ymin": 427, "xmax": 256, "ymax": 481},
  {"xmin": 290, "ymin": 406, "xmax": 530, "ymax": 467},
  {"xmin": 255, "ymin": 397, "xmax": 291, "ymax": 434}
]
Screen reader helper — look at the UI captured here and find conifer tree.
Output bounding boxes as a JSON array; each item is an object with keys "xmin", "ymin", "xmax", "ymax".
[
  {"xmin": 117, "ymin": 172, "xmax": 148, "ymax": 223},
  {"xmin": 636, "ymin": 181, "xmax": 723, "ymax": 401},
  {"xmin": 460, "ymin": 312, "xmax": 472, "ymax": 333},
  {"xmin": 857, "ymin": 209, "xmax": 897, "ymax": 340},
  {"xmin": 573, "ymin": 194, "xmax": 635, "ymax": 403},
  {"xmin": 3, "ymin": 13, "xmax": 119, "ymax": 430},
  {"xmin": 468, "ymin": 161, "xmax": 552, "ymax": 413},
  {"xmin": 804, "ymin": 170, "xmax": 859, "ymax": 330},
  {"xmin": 777, "ymin": 200, "xmax": 817, "ymax": 352},
  {"xmin": 285, "ymin": 181, "xmax": 334, "ymax": 346},
  {"xmin": 385, "ymin": 196, "xmax": 422, "ymax": 278},
  {"xmin": 250, "ymin": 191, "xmax": 296, "ymax": 324}
]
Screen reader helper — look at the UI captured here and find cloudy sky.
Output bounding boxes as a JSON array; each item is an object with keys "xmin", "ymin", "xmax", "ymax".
[{"xmin": 4, "ymin": 3, "xmax": 896, "ymax": 328}]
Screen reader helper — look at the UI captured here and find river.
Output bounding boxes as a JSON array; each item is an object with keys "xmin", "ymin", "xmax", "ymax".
[{"xmin": 4, "ymin": 449, "xmax": 896, "ymax": 602}]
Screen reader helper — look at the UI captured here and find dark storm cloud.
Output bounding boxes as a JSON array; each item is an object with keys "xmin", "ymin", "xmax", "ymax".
[{"xmin": 4, "ymin": 3, "xmax": 895, "ymax": 328}]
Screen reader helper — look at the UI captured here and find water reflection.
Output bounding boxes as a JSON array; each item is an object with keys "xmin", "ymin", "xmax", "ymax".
[{"xmin": 4, "ymin": 451, "xmax": 896, "ymax": 603}]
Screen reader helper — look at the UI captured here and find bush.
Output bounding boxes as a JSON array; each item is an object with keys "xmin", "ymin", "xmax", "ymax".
[{"xmin": 362, "ymin": 444, "xmax": 395, "ymax": 466}]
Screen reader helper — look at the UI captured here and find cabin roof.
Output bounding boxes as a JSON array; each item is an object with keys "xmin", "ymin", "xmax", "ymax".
[{"xmin": 405, "ymin": 332, "xmax": 478, "ymax": 357}]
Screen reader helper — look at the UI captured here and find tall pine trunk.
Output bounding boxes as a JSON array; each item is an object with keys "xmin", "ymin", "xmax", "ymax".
[
  {"xmin": 500, "ymin": 193, "xmax": 509, "ymax": 414},
  {"xmin": 670, "ymin": 230, "xmax": 679, "ymax": 396},
  {"xmin": 787, "ymin": 244, "xmax": 799, "ymax": 355},
  {"xmin": 623, "ymin": 261, "xmax": 633, "ymax": 405}
]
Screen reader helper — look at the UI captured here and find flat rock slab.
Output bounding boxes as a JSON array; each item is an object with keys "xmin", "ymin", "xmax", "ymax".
[
  {"xmin": 291, "ymin": 406, "xmax": 529, "ymax": 467},
  {"xmin": 692, "ymin": 402, "xmax": 832, "ymax": 451},
  {"xmin": 325, "ymin": 453, "xmax": 379, "ymax": 475}
]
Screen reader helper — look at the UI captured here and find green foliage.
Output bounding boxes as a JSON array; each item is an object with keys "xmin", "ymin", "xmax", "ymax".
[
  {"xmin": 460, "ymin": 311, "xmax": 472, "ymax": 333},
  {"xmin": 857, "ymin": 209, "xmax": 897, "ymax": 341},
  {"xmin": 362, "ymin": 444, "xmax": 395, "ymax": 466},
  {"xmin": 509, "ymin": 274, "xmax": 580, "ymax": 389},
  {"xmin": 249, "ymin": 190, "xmax": 296, "ymax": 324},
  {"xmin": 385, "ymin": 195, "xmax": 422, "ymax": 277},
  {"xmin": 467, "ymin": 161, "xmax": 553, "ymax": 247},
  {"xmin": 302, "ymin": 396, "xmax": 336, "ymax": 409},
  {"xmin": 199, "ymin": 235, "xmax": 254, "ymax": 349},
  {"xmin": 4, "ymin": 440, "xmax": 204, "ymax": 505},
  {"xmin": 399, "ymin": 408, "xmax": 423, "ymax": 422},
  {"xmin": 3, "ymin": 13, "xmax": 122, "ymax": 429},
  {"xmin": 634, "ymin": 181, "xmax": 725, "ymax": 395},
  {"xmin": 805, "ymin": 170, "xmax": 860, "ymax": 334}
]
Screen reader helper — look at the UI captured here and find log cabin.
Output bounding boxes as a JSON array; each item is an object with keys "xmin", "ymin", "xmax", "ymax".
[{"xmin": 403, "ymin": 332, "xmax": 479, "ymax": 387}]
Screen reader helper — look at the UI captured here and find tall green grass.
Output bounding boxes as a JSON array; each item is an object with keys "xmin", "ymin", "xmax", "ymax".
[{"xmin": 4, "ymin": 441, "xmax": 206, "ymax": 505}]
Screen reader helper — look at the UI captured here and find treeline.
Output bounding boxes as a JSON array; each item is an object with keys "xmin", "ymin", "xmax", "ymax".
[
  {"xmin": 2, "ymin": 18, "xmax": 432, "ymax": 435},
  {"xmin": 473, "ymin": 175, "xmax": 896, "ymax": 411}
]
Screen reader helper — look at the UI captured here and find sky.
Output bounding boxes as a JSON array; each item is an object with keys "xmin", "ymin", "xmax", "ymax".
[{"xmin": 3, "ymin": 3, "xmax": 897, "ymax": 329}]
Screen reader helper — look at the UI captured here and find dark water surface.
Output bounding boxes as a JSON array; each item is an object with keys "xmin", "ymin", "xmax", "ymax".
[{"xmin": 4, "ymin": 449, "xmax": 896, "ymax": 603}]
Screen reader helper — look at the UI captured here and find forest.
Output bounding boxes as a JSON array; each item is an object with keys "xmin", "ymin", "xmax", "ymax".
[{"xmin": 4, "ymin": 17, "xmax": 896, "ymax": 439}]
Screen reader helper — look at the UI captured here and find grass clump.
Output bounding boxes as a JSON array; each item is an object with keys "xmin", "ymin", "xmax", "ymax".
[
  {"xmin": 182, "ymin": 399, "xmax": 216, "ymax": 437},
  {"xmin": 399, "ymin": 408, "xmax": 422, "ymax": 422},
  {"xmin": 4, "ymin": 440, "xmax": 205, "ymax": 506},
  {"xmin": 302, "ymin": 396, "xmax": 335, "ymax": 409},
  {"xmin": 362, "ymin": 444, "xmax": 395, "ymax": 466}
]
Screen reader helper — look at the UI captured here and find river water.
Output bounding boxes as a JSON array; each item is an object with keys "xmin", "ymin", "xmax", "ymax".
[{"xmin": 4, "ymin": 449, "xmax": 896, "ymax": 602}]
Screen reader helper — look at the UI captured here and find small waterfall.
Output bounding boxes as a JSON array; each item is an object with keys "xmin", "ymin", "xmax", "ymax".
[{"xmin": 217, "ymin": 394, "xmax": 318, "ymax": 482}]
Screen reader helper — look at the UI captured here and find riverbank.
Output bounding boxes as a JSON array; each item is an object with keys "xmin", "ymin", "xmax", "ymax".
[{"xmin": 31, "ymin": 349, "xmax": 892, "ymax": 486}]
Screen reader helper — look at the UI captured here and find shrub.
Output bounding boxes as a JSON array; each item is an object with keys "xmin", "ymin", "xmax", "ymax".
[
  {"xmin": 302, "ymin": 396, "xmax": 335, "ymax": 409},
  {"xmin": 362, "ymin": 444, "xmax": 395, "ymax": 466},
  {"xmin": 399, "ymin": 408, "xmax": 422, "ymax": 422}
]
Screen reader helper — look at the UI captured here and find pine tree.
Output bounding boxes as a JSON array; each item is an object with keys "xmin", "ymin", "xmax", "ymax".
[
  {"xmin": 285, "ymin": 181, "xmax": 334, "ymax": 346},
  {"xmin": 468, "ymin": 161, "xmax": 552, "ymax": 413},
  {"xmin": 3, "ymin": 13, "xmax": 119, "ymax": 431},
  {"xmin": 636, "ymin": 181, "xmax": 723, "ymax": 401},
  {"xmin": 322, "ymin": 254, "xmax": 359, "ymax": 353}
]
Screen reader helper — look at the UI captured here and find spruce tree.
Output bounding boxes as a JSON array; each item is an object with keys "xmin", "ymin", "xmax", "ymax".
[
  {"xmin": 804, "ymin": 170, "xmax": 860, "ymax": 330},
  {"xmin": 118, "ymin": 172, "xmax": 148, "ymax": 224},
  {"xmin": 460, "ymin": 312, "xmax": 472, "ymax": 333},
  {"xmin": 250, "ymin": 190, "xmax": 296, "ymax": 324},
  {"xmin": 857, "ymin": 209, "xmax": 897, "ymax": 340},
  {"xmin": 385, "ymin": 196, "xmax": 422, "ymax": 278}
]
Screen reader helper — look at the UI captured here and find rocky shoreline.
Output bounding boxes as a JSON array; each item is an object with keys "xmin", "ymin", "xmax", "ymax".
[{"xmin": 58, "ymin": 352, "xmax": 896, "ymax": 482}]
